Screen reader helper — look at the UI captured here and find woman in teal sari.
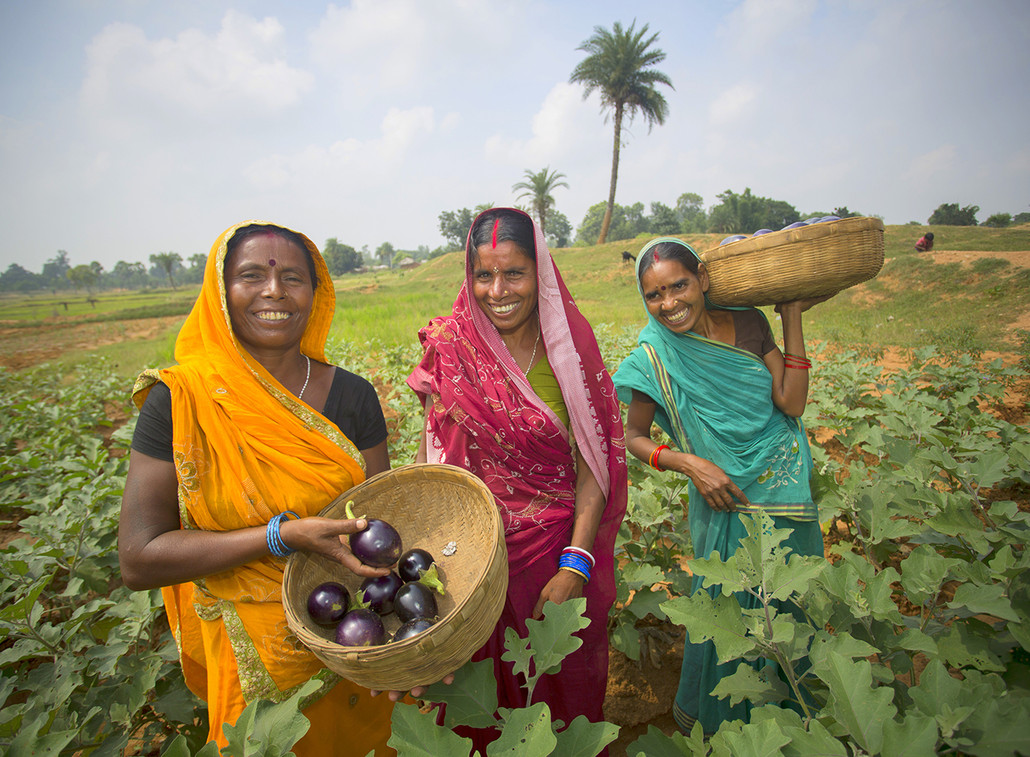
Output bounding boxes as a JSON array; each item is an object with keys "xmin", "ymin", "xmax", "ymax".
[{"xmin": 613, "ymin": 237, "xmax": 827, "ymax": 735}]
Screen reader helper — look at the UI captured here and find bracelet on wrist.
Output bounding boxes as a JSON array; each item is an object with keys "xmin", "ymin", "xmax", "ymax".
[
  {"xmin": 562, "ymin": 545, "xmax": 595, "ymax": 569},
  {"xmin": 267, "ymin": 511, "xmax": 300, "ymax": 558},
  {"xmin": 558, "ymin": 552, "xmax": 592, "ymax": 583},
  {"xmin": 559, "ymin": 565, "xmax": 589, "ymax": 583},
  {"xmin": 649, "ymin": 444, "xmax": 670, "ymax": 471}
]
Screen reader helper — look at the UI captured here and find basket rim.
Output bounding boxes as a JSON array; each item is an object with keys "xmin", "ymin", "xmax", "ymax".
[
  {"xmin": 701, "ymin": 216, "xmax": 884, "ymax": 263},
  {"xmin": 283, "ymin": 462, "xmax": 505, "ymax": 657}
]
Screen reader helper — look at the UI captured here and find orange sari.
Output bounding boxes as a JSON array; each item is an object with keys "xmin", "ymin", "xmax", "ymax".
[{"xmin": 132, "ymin": 220, "xmax": 393, "ymax": 754}]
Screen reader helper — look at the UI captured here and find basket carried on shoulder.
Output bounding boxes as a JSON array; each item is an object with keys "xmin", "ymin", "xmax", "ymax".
[
  {"xmin": 282, "ymin": 463, "xmax": 507, "ymax": 691},
  {"xmin": 700, "ymin": 216, "xmax": 885, "ymax": 307}
]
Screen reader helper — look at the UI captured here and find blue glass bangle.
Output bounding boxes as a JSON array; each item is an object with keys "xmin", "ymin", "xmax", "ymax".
[
  {"xmin": 558, "ymin": 552, "xmax": 591, "ymax": 582},
  {"xmin": 267, "ymin": 511, "xmax": 300, "ymax": 558}
]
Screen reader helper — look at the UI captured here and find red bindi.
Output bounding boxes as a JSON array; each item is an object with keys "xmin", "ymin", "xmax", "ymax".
[{"xmin": 268, "ymin": 259, "xmax": 276, "ymax": 266}]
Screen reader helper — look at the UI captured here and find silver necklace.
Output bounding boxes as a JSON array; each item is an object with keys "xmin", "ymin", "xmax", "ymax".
[
  {"xmin": 524, "ymin": 331, "xmax": 540, "ymax": 374},
  {"xmin": 297, "ymin": 354, "xmax": 311, "ymax": 400}
]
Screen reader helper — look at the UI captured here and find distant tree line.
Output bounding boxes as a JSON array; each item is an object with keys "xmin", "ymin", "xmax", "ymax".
[
  {"xmin": 4, "ymin": 196, "xmax": 1027, "ymax": 294},
  {"xmin": 0, "ymin": 235, "xmax": 443, "ymax": 293}
]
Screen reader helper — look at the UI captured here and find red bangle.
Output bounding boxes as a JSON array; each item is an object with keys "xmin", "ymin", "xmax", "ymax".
[
  {"xmin": 649, "ymin": 444, "xmax": 670, "ymax": 471},
  {"xmin": 784, "ymin": 352, "xmax": 811, "ymax": 370}
]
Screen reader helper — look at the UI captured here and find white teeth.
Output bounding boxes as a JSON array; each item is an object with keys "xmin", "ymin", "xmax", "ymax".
[
  {"xmin": 257, "ymin": 311, "xmax": 290, "ymax": 321},
  {"xmin": 492, "ymin": 303, "xmax": 517, "ymax": 314}
]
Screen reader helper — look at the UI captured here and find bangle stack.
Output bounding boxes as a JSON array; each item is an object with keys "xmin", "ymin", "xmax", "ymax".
[
  {"xmin": 267, "ymin": 511, "xmax": 300, "ymax": 557},
  {"xmin": 559, "ymin": 546, "xmax": 594, "ymax": 583},
  {"xmin": 784, "ymin": 353, "xmax": 811, "ymax": 371},
  {"xmin": 649, "ymin": 444, "xmax": 670, "ymax": 471}
]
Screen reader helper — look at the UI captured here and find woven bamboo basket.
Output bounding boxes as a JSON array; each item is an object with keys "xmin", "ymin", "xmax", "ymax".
[
  {"xmin": 700, "ymin": 216, "xmax": 885, "ymax": 307},
  {"xmin": 282, "ymin": 463, "xmax": 507, "ymax": 691}
]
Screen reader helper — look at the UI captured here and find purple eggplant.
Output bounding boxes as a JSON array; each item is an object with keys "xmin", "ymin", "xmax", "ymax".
[
  {"xmin": 335, "ymin": 608, "xmax": 387, "ymax": 647},
  {"xmin": 393, "ymin": 617, "xmax": 436, "ymax": 642},
  {"xmin": 394, "ymin": 581, "xmax": 438, "ymax": 623},
  {"xmin": 397, "ymin": 548, "xmax": 436, "ymax": 583},
  {"xmin": 345, "ymin": 500, "xmax": 402, "ymax": 568},
  {"xmin": 359, "ymin": 571, "xmax": 404, "ymax": 615},
  {"xmin": 307, "ymin": 582, "xmax": 350, "ymax": 626}
]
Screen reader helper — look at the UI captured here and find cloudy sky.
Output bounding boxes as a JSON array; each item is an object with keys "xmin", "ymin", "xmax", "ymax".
[{"xmin": 1, "ymin": 0, "xmax": 1027, "ymax": 272}]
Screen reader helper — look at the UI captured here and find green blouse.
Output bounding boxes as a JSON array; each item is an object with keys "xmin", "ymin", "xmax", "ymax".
[{"xmin": 527, "ymin": 353, "xmax": 569, "ymax": 429}]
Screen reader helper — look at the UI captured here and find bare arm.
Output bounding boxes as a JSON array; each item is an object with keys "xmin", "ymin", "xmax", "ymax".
[
  {"xmin": 415, "ymin": 402, "xmax": 429, "ymax": 464},
  {"xmin": 118, "ymin": 450, "xmax": 389, "ymax": 591},
  {"xmin": 624, "ymin": 391, "xmax": 748, "ymax": 512},
  {"xmin": 766, "ymin": 296, "xmax": 830, "ymax": 417},
  {"xmin": 360, "ymin": 439, "xmax": 390, "ymax": 478},
  {"xmin": 532, "ymin": 447, "xmax": 607, "ymax": 619}
]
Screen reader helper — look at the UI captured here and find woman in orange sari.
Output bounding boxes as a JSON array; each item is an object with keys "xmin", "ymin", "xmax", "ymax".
[{"xmin": 119, "ymin": 221, "xmax": 396, "ymax": 754}]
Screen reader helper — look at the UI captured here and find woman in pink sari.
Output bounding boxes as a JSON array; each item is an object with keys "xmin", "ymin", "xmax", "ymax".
[{"xmin": 407, "ymin": 207, "xmax": 627, "ymax": 748}]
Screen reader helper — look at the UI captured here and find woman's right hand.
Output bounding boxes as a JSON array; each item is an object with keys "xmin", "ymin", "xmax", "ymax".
[
  {"xmin": 675, "ymin": 453, "xmax": 749, "ymax": 512},
  {"xmin": 280, "ymin": 516, "xmax": 391, "ymax": 578}
]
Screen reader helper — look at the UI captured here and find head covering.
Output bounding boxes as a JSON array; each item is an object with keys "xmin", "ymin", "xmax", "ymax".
[
  {"xmin": 614, "ymin": 236, "xmax": 815, "ymax": 518},
  {"xmin": 407, "ymin": 207, "xmax": 627, "ymax": 737},
  {"xmin": 132, "ymin": 221, "xmax": 386, "ymax": 747},
  {"xmin": 407, "ymin": 207, "xmax": 627, "ymax": 568}
]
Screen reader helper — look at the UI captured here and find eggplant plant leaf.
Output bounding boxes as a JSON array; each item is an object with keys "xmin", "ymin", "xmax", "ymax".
[
  {"xmin": 625, "ymin": 723, "xmax": 704, "ymax": 757},
  {"xmin": 421, "ymin": 658, "xmax": 499, "ymax": 730},
  {"xmin": 662, "ymin": 592, "xmax": 753, "ymax": 662},
  {"xmin": 812, "ymin": 651, "xmax": 896, "ymax": 755},
  {"xmin": 219, "ymin": 679, "xmax": 320, "ymax": 757},
  {"xmin": 387, "ymin": 702, "xmax": 474, "ymax": 757},
  {"xmin": 948, "ymin": 581, "xmax": 1020, "ymax": 622},
  {"xmin": 485, "ymin": 702, "xmax": 556, "ymax": 756},
  {"xmin": 550, "ymin": 714, "xmax": 620, "ymax": 757}
]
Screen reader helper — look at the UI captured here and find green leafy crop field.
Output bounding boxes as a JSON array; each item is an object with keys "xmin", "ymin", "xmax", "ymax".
[{"xmin": 2, "ymin": 223, "xmax": 1029, "ymax": 755}]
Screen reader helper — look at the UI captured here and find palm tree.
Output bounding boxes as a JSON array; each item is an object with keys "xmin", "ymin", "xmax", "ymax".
[
  {"xmin": 570, "ymin": 20, "xmax": 673, "ymax": 245},
  {"xmin": 150, "ymin": 251, "xmax": 182, "ymax": 290},
  {"xmin": 512, "ymin": 167, "xmax": 569, "ymax": 239}
]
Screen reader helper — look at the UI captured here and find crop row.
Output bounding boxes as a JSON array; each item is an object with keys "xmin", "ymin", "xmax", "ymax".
[{"xmin": 1, "ymin": 339, "xmax": 1029, "ymax": 755}]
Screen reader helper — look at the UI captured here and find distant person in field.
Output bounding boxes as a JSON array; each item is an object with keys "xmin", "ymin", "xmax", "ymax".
[
  {"xmin": 118, "ymin": 221, "xmax": 412, "ymax": 755},
  {"xmin": 613, "ymin": 237, "xmax": 829, "ymax": 737},
  {"xmin": 407, "ymin": 207, "xmax": 627, "ymax": 751},
  {"xmin": 915, "ymin": 231, "xmax": 934, "ymax": 252}
]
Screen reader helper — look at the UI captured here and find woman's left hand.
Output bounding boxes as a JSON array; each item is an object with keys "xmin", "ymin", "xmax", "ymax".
[
  {"xmin": 532, "ymin": 569, "xmax": 585, "ymax": 619},
  {"xmin": 280, "ymin": 516, "xmax": 391, "ymax": 578},
  {"xmin": 774, "ymin": 293, "xmax": 833, "ymax": 315},
  {"xmin": 370, "ymin": 672, "xmax": 456, "ymax": 702}
]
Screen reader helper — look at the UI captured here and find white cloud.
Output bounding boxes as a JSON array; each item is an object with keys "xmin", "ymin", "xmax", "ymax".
[
  {"xmin": 241, "ymin": 104, "xmax": 437, "ymax": 189},
  {"xmin": 79, "ymin": 11, "xmax": 313, "ymax": 135},
  {"xmin": 718, "ymin": 0, "xmax": 819, "ymax": 55},
  {"xmin": 707, "ymin": 83, "xmax": 758, "ymax": 128},
  {"xmin": 484, "ymin": 82, "xmax": 602, "ymax": 167}
]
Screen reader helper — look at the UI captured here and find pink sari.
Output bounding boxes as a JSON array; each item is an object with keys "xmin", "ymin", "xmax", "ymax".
[{"xmin": 407, "ymin": 209, "xmax": 627, "ymax": 746}]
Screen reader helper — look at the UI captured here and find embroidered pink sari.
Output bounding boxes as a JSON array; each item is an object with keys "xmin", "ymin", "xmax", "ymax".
[{"xmin": 407, "ymin": 208, "xmax": 627, "ymax": 744}]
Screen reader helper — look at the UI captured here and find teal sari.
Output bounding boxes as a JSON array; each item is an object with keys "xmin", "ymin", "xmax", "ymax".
[{"xmin": 612, "ymin": 237, "xmax": 824, "ymax": 734}]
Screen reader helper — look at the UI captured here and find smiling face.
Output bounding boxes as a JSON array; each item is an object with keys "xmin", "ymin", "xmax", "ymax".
[
  {"xmin": 224, "ymin": 232, "xmax": 314, "ymax": 357},
  {"xmin": 470, "ymin": 240, "xmax": 538, "ymax": 336},
  {"xmin": 640, "ymin": 258, "xmax": 711, "ymax": 335}
]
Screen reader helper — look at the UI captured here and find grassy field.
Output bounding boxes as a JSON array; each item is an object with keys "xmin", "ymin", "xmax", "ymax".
[
  {"xmin": 330, "ymin": 223, "xmax": 1030, "ymax": 356},
  {"xmin": 2, "ymin": 222, "xmax": 1028, "ymax": 375}
]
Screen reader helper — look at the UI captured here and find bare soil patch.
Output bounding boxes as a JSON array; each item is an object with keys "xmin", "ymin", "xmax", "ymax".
[
  {"xmin": 925, "ymin": 249, "xmax": 1030, "ymax": 268},
  {"xmin": 0, "ymin": 316, "xmax": 183, "ymax": 370}
]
